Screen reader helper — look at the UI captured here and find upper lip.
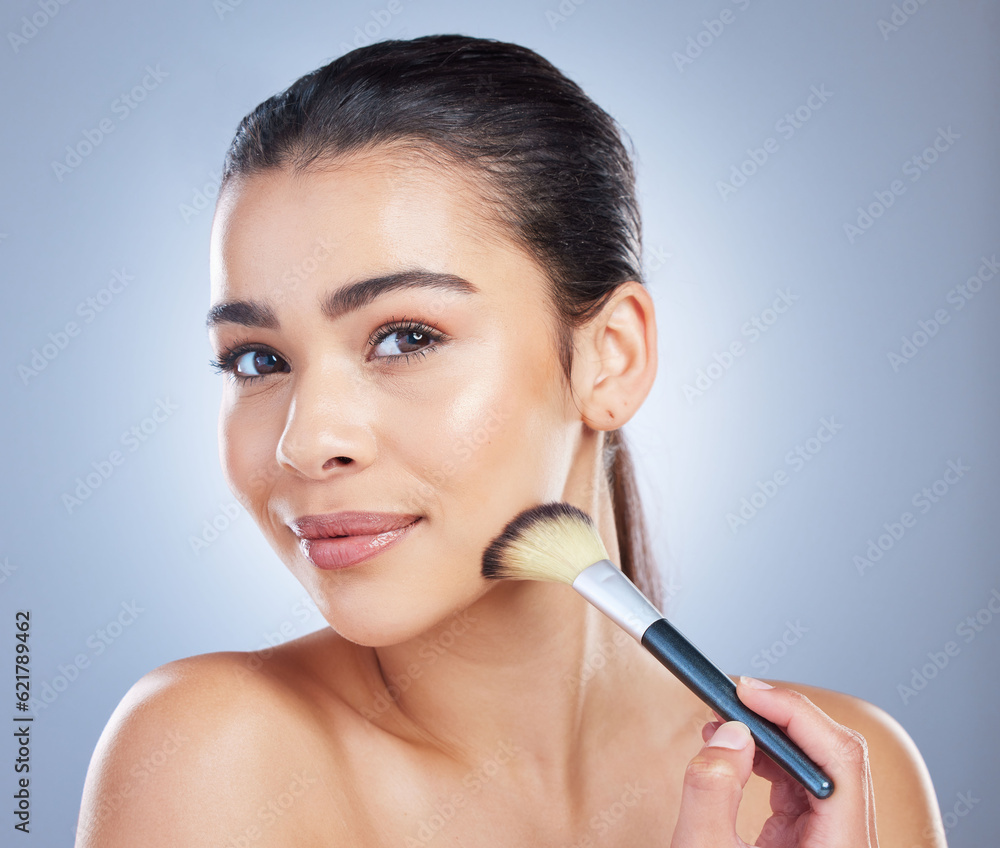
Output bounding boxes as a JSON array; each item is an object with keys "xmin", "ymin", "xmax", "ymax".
[{"xmin": 290, "ymin": 511, "xmax": 421, "ymax": 540}]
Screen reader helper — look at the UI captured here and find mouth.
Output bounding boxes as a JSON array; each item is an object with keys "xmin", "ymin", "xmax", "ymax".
[{"xmin": 290, "ymin": 511, "xmax": 422, "ymax": 570}]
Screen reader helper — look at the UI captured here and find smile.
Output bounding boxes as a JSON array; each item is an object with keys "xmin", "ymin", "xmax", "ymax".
[{"xmin": 290, "ymin": 512, "xmax": 422, "ymax": 570}]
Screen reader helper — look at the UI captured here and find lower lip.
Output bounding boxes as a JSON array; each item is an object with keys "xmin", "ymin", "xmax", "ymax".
[{"xmin": 299, "ymin": 518, "xmax": 421, "ymax": 570}]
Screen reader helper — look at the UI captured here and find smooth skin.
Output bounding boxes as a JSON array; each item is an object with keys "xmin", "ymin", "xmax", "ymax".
[{"xmin": 76, "ymin": 146, "xmax": 947, "ymax": 847}]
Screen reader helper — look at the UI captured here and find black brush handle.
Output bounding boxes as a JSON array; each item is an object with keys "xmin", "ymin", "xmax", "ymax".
[{"xmin": 641, "ymin": 617, "xmax": 834, "ymax": 799}]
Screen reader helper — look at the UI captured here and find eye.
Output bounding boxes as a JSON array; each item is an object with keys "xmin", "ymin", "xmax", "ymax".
[
  {"xmin": 233, "ymin": 350, "xmax": 286, "ymax": 377},
  {"xmin": 210, "ymin": 343, "xmax": 289, "ymax": 383},
  {"xmin": 369, "ymin": 318, "xmax": 445, "ymax": 362}
]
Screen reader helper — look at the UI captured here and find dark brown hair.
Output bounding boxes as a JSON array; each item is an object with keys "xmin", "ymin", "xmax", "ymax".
[{"xmin": 218, "ymin": 33, "xmax": 663, "ymax": 609}]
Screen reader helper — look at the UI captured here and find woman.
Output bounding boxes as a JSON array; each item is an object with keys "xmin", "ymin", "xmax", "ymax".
[{"xmin": 76, "ymin": 34, "xmax": 946, "ymax": 846}]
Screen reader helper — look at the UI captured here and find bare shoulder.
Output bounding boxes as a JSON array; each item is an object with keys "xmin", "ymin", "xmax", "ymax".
[
  {"xmin": 768, "ymin": 679, "xmax": 947, "ymax": 847},
  {"xmin": 75, "ymin": 637, "xmax": 362, "ymax": 847}
]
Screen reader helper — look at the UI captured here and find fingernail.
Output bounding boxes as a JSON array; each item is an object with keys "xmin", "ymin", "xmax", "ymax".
[
  {"xmin": 740, "ymin": 675, "xmax": 774, "ymax": 690},
  {"xmin": 707, "ymin": 721, "xmax": 751, "ymax": 750}
]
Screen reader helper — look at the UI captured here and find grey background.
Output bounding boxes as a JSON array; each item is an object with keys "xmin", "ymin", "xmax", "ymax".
[{"xmin": 1, "ymin": 0, "xmax": 997, "ymax": 844}]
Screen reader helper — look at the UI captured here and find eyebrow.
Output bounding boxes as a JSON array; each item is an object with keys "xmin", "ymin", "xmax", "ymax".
[{"xmin": 205, "ymin": 269, "xmax": 479, "ymax": 329}]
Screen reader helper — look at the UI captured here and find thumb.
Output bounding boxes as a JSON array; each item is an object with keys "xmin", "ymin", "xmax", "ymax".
[{"xmin": 671, "ymin": 721, "xmax": 755, "ymax": 848}]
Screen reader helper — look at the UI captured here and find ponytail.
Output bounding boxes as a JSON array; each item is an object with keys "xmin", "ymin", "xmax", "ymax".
[{"xmin": 605, "ymin": 428, "xmax": 663, "ymax": 610}]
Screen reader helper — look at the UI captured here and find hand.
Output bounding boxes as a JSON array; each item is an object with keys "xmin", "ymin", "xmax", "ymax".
[{"xmin": 670, "ymin": 676, "xmax": 878, "ymax": 847}]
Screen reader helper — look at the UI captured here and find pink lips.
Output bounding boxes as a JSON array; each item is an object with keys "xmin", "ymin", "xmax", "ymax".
[{"xmin": 290, "ymin": 511, "xmax": 421, "ymax": 570}]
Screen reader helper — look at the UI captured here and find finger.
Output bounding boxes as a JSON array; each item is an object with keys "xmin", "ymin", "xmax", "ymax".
[
  {"xmin": 700, "ymin": 721, "xmax": 721, "ymax": 743},
  {"xmin": 750, "ymin": 747, "xmax": 810, "ymax": 817},
  {"xmin": 671, "ymin": 721, "xmax": 754, "ymax": 848},
  {"xmin": 866, "ymin": 763, "xmax": 878, "ymax": 847},
  {"xmin": 736, "ymin": 677, "xmax": 873, "ymax": 833},
  {"xmin": 754, "ymin": 810, "xmax": 804, "ymax": 848},
  {"xmin": 752, "ymin": 767, "xmax": 812, "ymax": 848}
]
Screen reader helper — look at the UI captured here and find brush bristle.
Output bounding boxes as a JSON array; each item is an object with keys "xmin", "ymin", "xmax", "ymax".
[{"xmin": 481, "ymin": 502, "xmax": 611, "ymax": 584}]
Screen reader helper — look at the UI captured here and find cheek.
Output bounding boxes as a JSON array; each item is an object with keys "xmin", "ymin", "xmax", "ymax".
[
  {"xmin": 408, "ymin": 378, "xmax": 511, "ymax": 494},
  {"xmin": 397, "ymin": 339, "xmax": 575, "ymax": 538},
  {"xmin": 218, "ymin": 392, "xmax": 283, "ymax": 519}
]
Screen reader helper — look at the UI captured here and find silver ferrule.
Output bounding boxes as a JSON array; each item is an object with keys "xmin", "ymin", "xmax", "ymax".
[{"xmin": 571, "ymin": 559, "xmax": 664, "ymax": 641}]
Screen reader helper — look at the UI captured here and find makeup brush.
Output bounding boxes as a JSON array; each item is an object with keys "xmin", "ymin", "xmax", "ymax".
[{"xmin": 481, "ymin": 501, "xmax": 834, "ymax": 800}]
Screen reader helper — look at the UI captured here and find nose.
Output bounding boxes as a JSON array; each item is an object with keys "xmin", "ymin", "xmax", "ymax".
[{"xmin": 275, "ymin": 367, "xmax": 376, "ymax": 480}]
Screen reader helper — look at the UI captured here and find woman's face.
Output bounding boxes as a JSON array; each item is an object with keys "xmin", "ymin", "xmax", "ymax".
[{"xmin": 208, "ymin": 149, "xmax": 586, "ymax": 646}]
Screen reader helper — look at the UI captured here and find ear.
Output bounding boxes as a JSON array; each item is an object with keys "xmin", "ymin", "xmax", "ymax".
[{"xmin": 572, "ymin": 280, "xmax": 658, "ymax": 431}]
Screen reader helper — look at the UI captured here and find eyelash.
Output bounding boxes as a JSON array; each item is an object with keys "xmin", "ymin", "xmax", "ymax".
[
  {"xmin": 209, "ymin": 317, "xmax": 446, "ymax": 384},
  {"xmin": 209, "ymin": 338, "xmax": 279, "ymax": 386},
  {"xmin": 368, "ymin": 316, "xmax": 445, "ymax": 361}
]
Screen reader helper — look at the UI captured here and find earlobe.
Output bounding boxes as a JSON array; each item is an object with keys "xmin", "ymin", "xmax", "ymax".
[{"xmin": 573, "ymin": 281, "xmax": 658, "ymax": 431}]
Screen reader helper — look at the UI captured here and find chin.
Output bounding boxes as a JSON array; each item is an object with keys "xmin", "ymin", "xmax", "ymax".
[
  {"xmin": 265, "ymin": 520, "xmax": 496, "ymax": 648},
  {"xmin": 300, "ymin": 573, "xmax": 490, "ymax": 650},
  {"xmin": 325, "ymin": 619, "xmax": 427, "ymax": 649},
  {"xmin": 315, "ymin": 606, "xmax": 468, "ymax": 650}
]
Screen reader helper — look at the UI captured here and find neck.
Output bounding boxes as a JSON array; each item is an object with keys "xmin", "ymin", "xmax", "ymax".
[{"xmin": 367, "ymin": 455, "xmax": 655, "ymax": 782}]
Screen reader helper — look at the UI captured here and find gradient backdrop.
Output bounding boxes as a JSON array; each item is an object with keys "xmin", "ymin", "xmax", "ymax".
[{"xmin": 1, "ymin": 0, "xmax": 998, "ymax": 844}]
